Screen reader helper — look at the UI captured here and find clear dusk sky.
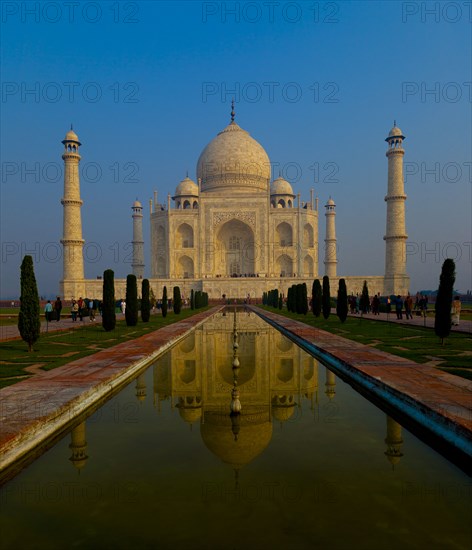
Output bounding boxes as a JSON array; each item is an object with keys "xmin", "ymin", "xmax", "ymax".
[{"xmin": 1, "ymin": 1, "xmax": 471, "ymax": 298}]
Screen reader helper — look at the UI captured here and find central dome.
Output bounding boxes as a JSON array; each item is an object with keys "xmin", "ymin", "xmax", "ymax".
[{"xmin": 197, "ymin": 121, "xmax": 271, "ymax": 193}]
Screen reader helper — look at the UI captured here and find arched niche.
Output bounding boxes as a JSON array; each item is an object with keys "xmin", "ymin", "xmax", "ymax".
[{"xmin": 276, "ymin": 222, "xmax": 292, "ymax": 247}]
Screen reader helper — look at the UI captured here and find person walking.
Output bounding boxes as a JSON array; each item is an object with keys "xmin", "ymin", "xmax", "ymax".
[
  {"xmin": 54, "ymin": 296, "xmax": 62, "ymax": 322},
  {"xmin": 452, "ymin": 296, "xmax": 461, "ymax": 326},
  {"xmin": 44, "ymin": 300, "xmax": 53, "ymax": 322},
  {"xmin": 77, "ymin": 297, "xmax": 84, "ymax": 321},
  {"xmin": 71, "ymin": 300, "xmax": 79, "ymax": 322},
  {"xmin": 89, "ymin": 299, "xmax": 95, "ymax": 321},
  {"xmin": 395, "ymin": 295, "xmax": 403, "ymax": 320},
  {"xmin": 404, "ymin": 294, "xmax": 413, "ymax": 320}
]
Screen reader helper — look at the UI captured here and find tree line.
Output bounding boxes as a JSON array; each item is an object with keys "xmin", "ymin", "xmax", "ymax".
[{"xmin": 17, "ymin": 256, "xmax": 457, "ymax": 351}]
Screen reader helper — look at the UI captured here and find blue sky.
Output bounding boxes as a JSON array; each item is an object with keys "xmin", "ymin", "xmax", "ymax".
[{"xmin": 1, "ymin": 0, "xmax": 471, "ymax": 297}]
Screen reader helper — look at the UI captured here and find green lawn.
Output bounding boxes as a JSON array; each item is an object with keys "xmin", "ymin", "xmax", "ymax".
[
  {"xmin": 259, "ymin": 306, "xmax": 472, "ymax": 380},
  {"xmin": 0, "ymin": 308, "xmax": 207, "ymax": 389}
]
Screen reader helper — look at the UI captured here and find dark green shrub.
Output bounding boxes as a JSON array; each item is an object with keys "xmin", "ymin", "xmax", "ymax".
[
  {"xmin": 102, "ymin": 269, "xmax": 116, "ymax": 331},
  {"xmin": 18, "ymin": 255, "xmax": 40, "ymax": 351},
  {"xmin": 125, "ymin": 274, "xmax": 138, "ymax": 326},
  {"xmin": 141, "ymin": 279, "xmax": 150, "ymax": 322}
]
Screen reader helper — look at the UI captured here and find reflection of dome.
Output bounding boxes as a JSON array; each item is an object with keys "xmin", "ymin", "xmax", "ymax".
[
  {"xmin": 201, "ymin": 410, "xmax": 272, "ymax": 469},
  {"xmin": 272, "ymin": 395, "xmax": 295, "ymax": 422},
  {"xmin": 175, "ymin": 176, "xmax": 199, "ymax": 197},
  {"xmin": 197, "ymin": 121, "xmax": 271, "ymax": 193},
  {"xmin": 270, "ymin": 176, "xmax": 294, "ymax": 196}
]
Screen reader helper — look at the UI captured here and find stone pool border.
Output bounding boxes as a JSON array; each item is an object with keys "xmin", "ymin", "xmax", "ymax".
[
  {"xmin": 253, "ymin": 307, "xmax": 472, "ymax": 468},
  {"xmin": 0, "ymin": 307, "xmax": 223, "ymax": 477}
]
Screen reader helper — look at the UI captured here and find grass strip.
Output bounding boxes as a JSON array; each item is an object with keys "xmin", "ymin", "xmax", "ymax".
[{"xmin": 0, "ymin": 308, "xmax": 208, "ymax": 388}]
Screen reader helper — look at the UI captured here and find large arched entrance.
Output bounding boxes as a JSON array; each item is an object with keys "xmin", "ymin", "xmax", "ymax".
[{"xmin": 216, "ymin": 219, "xmax": 255, "ymax": 276}]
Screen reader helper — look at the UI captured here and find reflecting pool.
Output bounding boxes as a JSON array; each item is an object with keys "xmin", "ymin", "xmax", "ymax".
[{"xmin": 1, "ymin": 310, "xmax": 470, "ymax": 549}]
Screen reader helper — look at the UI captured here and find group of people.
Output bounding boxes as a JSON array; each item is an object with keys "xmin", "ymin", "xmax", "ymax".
[
  {"xmin": 44, "ymin": 297, "xmax": 101, "ymax": 322},
  {"xmin": 347, "ymin": 292, "xmax": 461, "ymax": 326}
]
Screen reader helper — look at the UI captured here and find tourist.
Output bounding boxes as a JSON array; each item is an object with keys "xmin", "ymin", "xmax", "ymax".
[
  {"xmin": 77, "ymin": 297, "xmax": 84, "ymax": 321},
  {"xmin": 386, "ymin": 296, "xmax": 391, "ymax": 315},
  {"xmin": 452, "ymin": 296, "xmax": 461, "ymax": 326},
  {"xmin": 120, "ymin": 300, "xmax": 126, "ymax": 314},
  {"xmin": 71, "ymin": 300, "xmax": 78, "ymax": 322},
  {"xmin": 44, "ymin": 300, "xmax": 53, "ymax": 322},
  {"xmin": 54, "ymin": 296, "xmax": 62, "ymax": 322},
  {"xmin": 419, "ymin": 295, "xmax": 427, "ymax": 318},
  {"xmin": 89, "ymin": 299, "xmax": 95, "ymax": 321},
  {"xmin": 404, "ymin": 294, "xmax": 413, "ymax": 320},
  {"xmin": 395, "ymin": 295, "xmax": 403, "ymax": 319}
]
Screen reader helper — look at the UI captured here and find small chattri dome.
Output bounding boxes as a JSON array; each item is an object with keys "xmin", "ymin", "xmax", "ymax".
[
  {"xmin": 175, "ymin": 176, "xmax": 199, "ymax": 197},
  {"xmin": 387, "ymin": 122, "xmax": 405, "ymax": 140},
  {"xmin": 65, "ymin": 129, "xmax": 79, "ymax": 141},
  {"xmin": 132, "ymin": 200, "xmax": 142, "ymax": 208},
  {"xmin": 270, "ymin": 176, "xmax": 294, "ymax": 196},
  {"xmin": 326, "ymin": 197, "xmax": 335, "ymax": 206}
]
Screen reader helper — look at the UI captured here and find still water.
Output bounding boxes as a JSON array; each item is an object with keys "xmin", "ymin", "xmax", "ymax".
[{"xmin": 1, "ymin": 311, "xmax": 470, "ymax": 549}]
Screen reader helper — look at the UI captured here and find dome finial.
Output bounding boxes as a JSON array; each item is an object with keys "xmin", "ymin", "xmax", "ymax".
[
  {"xmin": 70, "ymin": 123, "xmax": 73, "ymax": 130},
  {"xmin": 231, "ymin": 98, "xmax": 235, "ymax": 123},
  {"xmin": 393, "ymin": 119, "xmax": 396, "ymax": 127}
]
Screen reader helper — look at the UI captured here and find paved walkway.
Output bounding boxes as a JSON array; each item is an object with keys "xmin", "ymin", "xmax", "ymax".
[
  {"xmin": 254, "ymin": 307, "xmax": 472, "ymax": 469},
  {"xmin": 0, "ymin": 307, "xmax": 222, "ymax": 477},
  {"xmin": 346, "ymin": 310, "xmax": 471, "ymax": 334}
]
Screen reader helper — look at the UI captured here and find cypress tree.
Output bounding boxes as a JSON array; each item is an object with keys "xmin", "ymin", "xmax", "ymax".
[
  {"xmin": 301, "ymin": 283, "xmax": 308, "ymax": 314},
  {"xmin": 278, "ymin": 294, "xmax": 283, "ymax": 310},
  {"xmin": 274, "ymin": 289, "xmax": 279, "ymax": 309},
  {"xmin": 162, "ymin": 286, "xmax": 168, "ymax": 318},
  {"xmin": 18, "ymin": 255, "xmax": 41, "ymax": 352},
  {"xmin": 322, "ymin": 276, "xmax": 331, "ymax": 319},
  {"xmin": 287, "ymin": 286, "xmax": 293, "ymax": 312},
  {"xmin": 173, "ymin": 286, "xmax": 182, "ymax": 314},
  {"xmin": 141, "ymin": 279, "xmax": 151, "ymax": 322},
  {"xmin": 125, "ymin": 274, "xmax": 138, "ymax": 326},
  {"xmin": 313, "ymin": 279, "xmax": 322, "ymax": 317},
  {"xmin": 190, "ymin": 289, "xmax": 195, "ymax": 310},
  {"xmin": 359, "ymin": 280, "xmax": 370, "ymax": 314},
  {"xmin": 336, "ymin": 278, "xmax": 348, "ymax": 323},
  {"xmin": 102, "ymin": 269, "xmax": 116, "ymax": 331},
  {"xmin": 434, "ymin": 259, "xmax": 456, "ymax": 344}
]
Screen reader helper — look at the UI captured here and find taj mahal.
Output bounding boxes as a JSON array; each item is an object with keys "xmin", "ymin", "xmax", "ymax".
[{"xmin": 59, "ymin": 105, "xmax": 409, "ymax": 300}]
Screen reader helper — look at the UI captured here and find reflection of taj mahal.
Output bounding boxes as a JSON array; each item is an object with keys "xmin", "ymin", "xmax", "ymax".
[
  {"xmin": 69, "ymin": 311, "xmax": 404, "ymax": 473},
  {"xmin": 60, "ymin": 106, "xmax": 409, "ymax": 299}
]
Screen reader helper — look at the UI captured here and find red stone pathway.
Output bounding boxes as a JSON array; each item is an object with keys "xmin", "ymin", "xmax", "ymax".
[
  {"xmin": 254, "ymin": 308, "xmax": 472, "ymax": 461},
  {"xmin": 0, "ymin": 307, "xmax": 222, "ymax": 475}
]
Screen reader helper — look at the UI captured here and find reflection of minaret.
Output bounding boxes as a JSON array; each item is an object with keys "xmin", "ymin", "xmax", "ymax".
[
  {"xmin": 61, "ymin": 126, "xmax": 85, "ymax": 298},
  {"xmin": 325, "ymin": 368, "xmax": 336, "ymax": 399},
  {"xmin": 384, "ymin": 415, "xmax": 404, "ymax": 468},
  {"xmin": 324, "ymin": 198, "xmax": 337, "ymax": 277},
  {"xmin": 135, "ymin": 373, "xmax": 147, "ymax": 403},
  {"xmin": 384, "ymin": 122, "xmax": 407, "ymax": 295},
  {"xmin": 69, "ymin": 421, "xmax": 88, "ymax": 472},
  {"xmin": 132, "ymin": 199, "xmax": 145, "ymax": 279}
]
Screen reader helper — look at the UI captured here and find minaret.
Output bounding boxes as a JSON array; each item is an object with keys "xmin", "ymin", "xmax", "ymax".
[
  {"xmin": 61, "ymin": 126, "xmax": 85, "ymax": 298},
  {"xmin": 324, "ymin": 197, "xmax": 337, "ymax": 277},
  {"xmin": 384, "ymin": 122, "xmax": 408, "ymax": 295},
  {"xmin": 131, "ymin": 199, "xmax": 145, "ymax": 279}
]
